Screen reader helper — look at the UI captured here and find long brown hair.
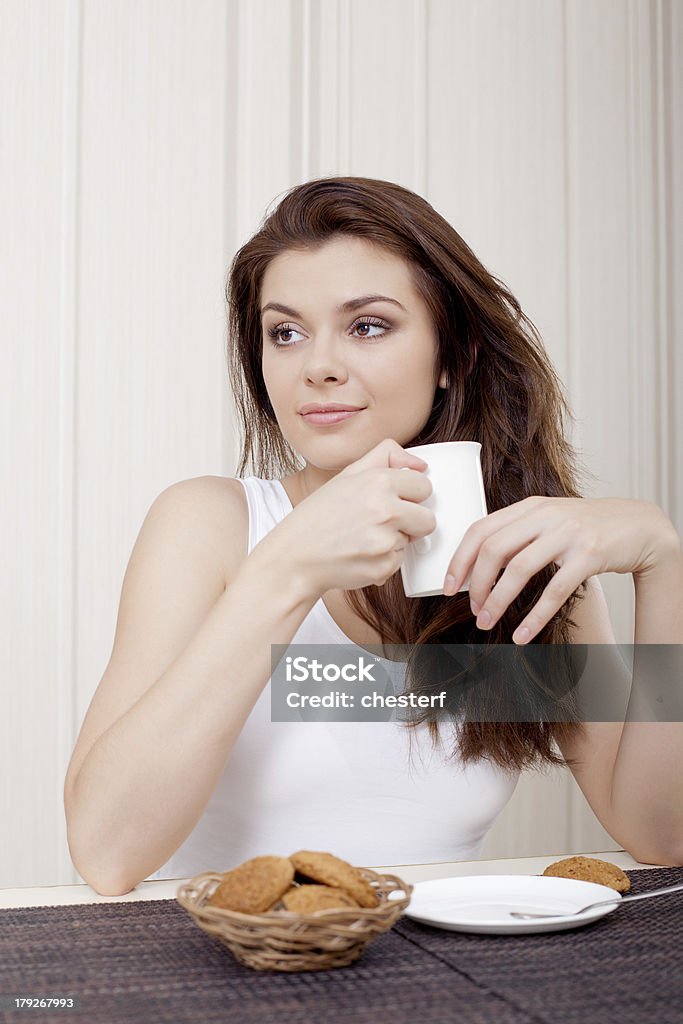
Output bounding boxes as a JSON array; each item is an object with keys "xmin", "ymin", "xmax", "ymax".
[{"xmin": 226, "ymin": 176, "xmax": 591, "ymax": 774}]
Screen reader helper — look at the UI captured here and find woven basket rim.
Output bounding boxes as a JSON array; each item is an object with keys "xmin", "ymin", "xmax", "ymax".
[{"xmin": 176, "ymin": 866, "xmax": 412, "ymax": 926}]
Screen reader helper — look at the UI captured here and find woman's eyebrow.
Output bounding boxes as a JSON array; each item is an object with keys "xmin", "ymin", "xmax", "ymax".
[{"xmin": 260, "ymin": 294, "xmax": 407, "ymax": 318}]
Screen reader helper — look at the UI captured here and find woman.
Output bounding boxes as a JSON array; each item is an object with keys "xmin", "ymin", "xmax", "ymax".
[{"xmin": 64, "ymin": 177, "xmax": 683, "ymax": 895}]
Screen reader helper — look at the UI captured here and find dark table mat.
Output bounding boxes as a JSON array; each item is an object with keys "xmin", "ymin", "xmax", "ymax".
[{"xmin": 1, "ymin": 867, "xmax": 682, "ymax": 1024}]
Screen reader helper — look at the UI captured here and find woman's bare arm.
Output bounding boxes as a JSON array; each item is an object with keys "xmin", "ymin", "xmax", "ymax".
[{"xmin": 64, "ymin": 478, "xmax": 318, "ymax": 896}]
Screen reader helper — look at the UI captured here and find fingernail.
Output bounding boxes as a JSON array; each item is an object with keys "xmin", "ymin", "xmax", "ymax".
[
  {"xmin": 470, "ymin": 599, "xmax": 480, "ymax": 615},
  {"xmin": 477, "ymin": 609, "xmax": 491, "ymax": 629},
  {"xmin": 513, "ymin": 626, "xmax": 530, "ymax": 644},
  {"xmin": 444, "ymin": 574, "xmax": 458, "ymax": 595}
]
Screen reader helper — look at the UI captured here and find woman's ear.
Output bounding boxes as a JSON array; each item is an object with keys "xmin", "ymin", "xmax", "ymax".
[{"xmin": 438, "ymin": 371, "xmax": 449, "ymax": 389}]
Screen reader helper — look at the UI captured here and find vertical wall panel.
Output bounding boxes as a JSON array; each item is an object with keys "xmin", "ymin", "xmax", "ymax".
[
  {"xmin": 220, "ymin": 1, "xmax": 241, "ymax": 472},
  {"xmin": 308, "ymin": 0, "xmax": 344, "ymax": 176},
  {"xmin": 667, "ymin": 0, "xmax": 683, "ymax": 532},
  {"xmin": 1, "ymin": 0, "xmax": 74, "ymax": 887},
  {"xmin": 428, "ymin": 0, "xmax": 570, "ymax": 388},
  {"xmin": 345, "ymin": 0, "xmax": 427, "ymax": 189},
  {"xmin": 57, "ymin": 0, "xmax": 83, "ymax": 890},
  {"xmin": 232, "ymin": 0, "xmax": 301, "ymax": 249}
]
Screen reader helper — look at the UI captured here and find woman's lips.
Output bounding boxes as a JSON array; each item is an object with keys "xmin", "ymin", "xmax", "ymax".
[{"xmin": 301, "ymin": 409, "xmax": 364, "ymax": 425}]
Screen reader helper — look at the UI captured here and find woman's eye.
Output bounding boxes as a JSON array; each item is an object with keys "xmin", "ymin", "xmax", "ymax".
[
  {"xmin": 266, "ymin": 317, "xmax": 390, "ymax": 348},
  {"xmin": 267, "ymin": 324, "xmax": 304, "ymax": 346},
  {"xmin": 351, "ymin": 318, "xmax": 389, "ymax": 339}
]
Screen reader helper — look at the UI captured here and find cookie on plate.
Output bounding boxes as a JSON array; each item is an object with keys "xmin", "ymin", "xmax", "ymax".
[
  {"xmin": 290, "ymin": 850, "xmax": 378, "ymax": 908},
  {"xmin": 207, "ymin": 855, "xmax": 295, "ymax": 914},
  {"xmin": 279, "ymin": 884, "xmax": 360, "ymax": 914},
  {"xmin": 542, "ymin": 856, "xmax": 630, "ymax": 893}
]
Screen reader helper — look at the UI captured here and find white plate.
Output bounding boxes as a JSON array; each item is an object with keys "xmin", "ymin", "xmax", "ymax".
[{"xmin": 403, "ymin": 874, "xmax": 621, "ymax": 934}]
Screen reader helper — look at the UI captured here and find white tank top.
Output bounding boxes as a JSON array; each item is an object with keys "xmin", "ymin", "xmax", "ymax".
[{"xmin": 149, "ymin": 477, "xmax": 519, "ymax": 879}]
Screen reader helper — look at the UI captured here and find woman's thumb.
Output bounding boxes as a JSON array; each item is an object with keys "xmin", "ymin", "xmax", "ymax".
[
  {"xmin": 345, "ymin": 438, "xmax": 428, "ymax": 474},
  {"xmin": 388, "ymin": 446, "xmax": 429, "ymax": 470}
]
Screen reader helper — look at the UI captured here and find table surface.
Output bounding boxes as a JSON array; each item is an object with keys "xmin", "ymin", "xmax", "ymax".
[
  {"xmin": 0, "ymin": 848, "xmax": 658, "ymax": 908},
  {"xmin": 3, "ymin": 850, "xmax": 680, "ymax": 1024}
]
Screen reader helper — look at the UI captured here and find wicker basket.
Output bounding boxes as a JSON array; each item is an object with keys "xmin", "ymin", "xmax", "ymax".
[{"xmin": 176, "ymin": 867, "xmax": 413, "ymax": 972}]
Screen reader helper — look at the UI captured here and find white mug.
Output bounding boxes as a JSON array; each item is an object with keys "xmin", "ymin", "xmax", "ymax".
[{"xmin": 400, "ymin": 441, "xmax": 488, "ymax": 598}]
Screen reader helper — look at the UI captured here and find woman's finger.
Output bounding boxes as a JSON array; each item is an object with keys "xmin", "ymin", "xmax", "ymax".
[
  {"xmin": 466, "ymin": 520, "xmax": 546, "ymax": 612},
  {"xmin": 471, "ymin": 530, "xmax": 576, "ymax": 629},
  {"xmin": 444, "ymin": 496, "xmax": 547, "ymax": 594},
  {"xmin": 510, "ymin": 563, "xmax": 588, "ymax": 644}
]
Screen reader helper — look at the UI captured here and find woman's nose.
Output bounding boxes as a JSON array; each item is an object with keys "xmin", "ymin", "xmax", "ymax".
[{"xmin": 301, "ymin": 334, "xmax": 349, "ymax": 384}]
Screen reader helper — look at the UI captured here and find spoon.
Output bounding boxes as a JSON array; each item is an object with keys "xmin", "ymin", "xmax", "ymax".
[{"xmin": 509, "ymin": 881, "xmax": 683, "ymax": 920}]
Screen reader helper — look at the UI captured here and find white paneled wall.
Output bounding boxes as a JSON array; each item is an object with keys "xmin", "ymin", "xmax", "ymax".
[{"xmin": 2, "ymin": 0, "xmax": 680, "ymax": 886}]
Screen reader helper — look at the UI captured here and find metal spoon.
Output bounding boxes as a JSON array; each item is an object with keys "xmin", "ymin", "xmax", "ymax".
[{"xmin": 509, "ymin": 881, "xmax": 683, "ymax": 920}]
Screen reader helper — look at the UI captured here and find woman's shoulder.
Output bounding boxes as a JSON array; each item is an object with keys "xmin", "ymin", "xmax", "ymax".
[
  {"xmin": 161, "ymin": 474, "xmax": 249, "ymax": 585},
  {"xmin": 163, "ymin": 473, "xmax": 248, "ymax": 510}
]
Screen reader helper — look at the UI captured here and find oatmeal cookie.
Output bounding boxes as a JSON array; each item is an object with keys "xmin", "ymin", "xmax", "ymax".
[
  {"xmin": 279, "ymin": 884, "xmax": 360, "ymax": 914},
  {"xmin": 542, "ymin": 856, "xmax": 630, "ymax": 893},
  {"xmin": 207, "ymin": 855, "xmax": 295, "ymax": 914},
  {"xmin": 290, "ymin": 850, "xmax": 378, "ymax": 908}
]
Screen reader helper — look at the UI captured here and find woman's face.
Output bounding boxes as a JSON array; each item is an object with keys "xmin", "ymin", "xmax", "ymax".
[{"xmin": 260, "ymin": 235, "xmax": 446, "ymax": 476}]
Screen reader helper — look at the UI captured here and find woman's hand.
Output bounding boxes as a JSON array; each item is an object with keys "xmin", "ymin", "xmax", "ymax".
[
  {"xmin": 258, "ymin": 438, "xmax": 437, "ymax": 598},
  {"xmin": 442, "ymin": 496, "xmax": 681, "ymax": 644}
]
